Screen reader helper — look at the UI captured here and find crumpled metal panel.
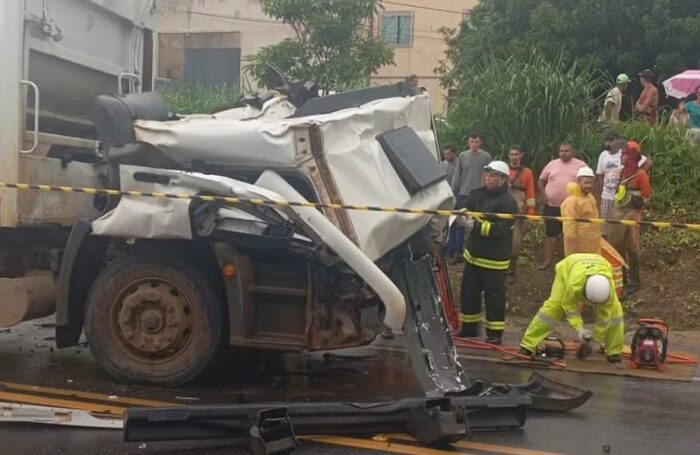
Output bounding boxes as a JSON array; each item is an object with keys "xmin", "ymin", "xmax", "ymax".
[{"xmin": 133, "ymin": 94, "xmax": 454, "ymax": 261}]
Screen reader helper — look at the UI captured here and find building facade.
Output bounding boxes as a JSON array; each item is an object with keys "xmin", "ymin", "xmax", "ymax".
[
  {"xmin": 156, "ymin": 0, "xmax": 294, "ymax": 90},
  {"xmin": 156, "ymin": 0, "xmax": 476, "ymax": 112},
  {"xmin": 373, "ymin": 1, "xmax": 477, "ymax": 112}
]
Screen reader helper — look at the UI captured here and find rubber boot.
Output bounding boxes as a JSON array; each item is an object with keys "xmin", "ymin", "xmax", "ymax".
[
  {"xmin": 607, "ymin": 354, "xmax": 621, "ymax": 363},
  {"xmin": 622, "ymin": 253, "xmax": 640, "ymax": 300},
  {"xmin": 380, "ymin": 328, "xmax": 394, "ymax": 339},
  {"xmin": 484, "ymin": 329, "xmax": 503, "ymax": 345},
  {"xmin": 457, "ymin": 323, "xmax": 479, "ymax": 338}
]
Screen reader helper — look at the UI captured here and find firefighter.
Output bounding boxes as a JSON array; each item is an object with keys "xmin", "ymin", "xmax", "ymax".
[
  {"xmin": 518, "ymin": 253, "xmax": 624, "ymax": 363},
  {"xmin": 457, "ymin": 161, "xmax": 519, "ymax": 344}
]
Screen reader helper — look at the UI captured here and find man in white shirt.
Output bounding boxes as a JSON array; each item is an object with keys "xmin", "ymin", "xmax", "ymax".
[
  {"xmin": 600, "ymin": 74, "xmax": 631, "ymax": 123},
  {"xmin": 596, "ymin": 131, "xmax": 652, "ymax": 235}
]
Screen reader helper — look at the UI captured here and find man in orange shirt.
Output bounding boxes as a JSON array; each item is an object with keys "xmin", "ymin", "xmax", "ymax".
[
  {"xmin": 507, "ymin": 146, "xmax": 536, "ymax": 283},
  {"xmin": 607, "ymin": 141, "xmax": 651, "ymax": 299}
]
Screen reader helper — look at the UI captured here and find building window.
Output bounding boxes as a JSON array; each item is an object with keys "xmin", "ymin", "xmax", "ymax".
[
  {"xmin": 158, "ymin": 32, "xmax": 241, "ymax": 88},
  {"xmin": 380, "ymin": 12, "xmax": 413, "ymax": 47}
]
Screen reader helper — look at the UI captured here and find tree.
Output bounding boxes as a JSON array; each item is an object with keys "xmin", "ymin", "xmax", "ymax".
[
  {"xmin": 245, "ymin": 0, "xmax": 394, "ymax": 90},
  {"xmin": 439, "ymin": 0, "xmax": 700, "ymax": 88}
]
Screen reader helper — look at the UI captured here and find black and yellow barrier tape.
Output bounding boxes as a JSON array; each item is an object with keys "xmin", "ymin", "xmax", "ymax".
[{"xmin": 1, "ymin": 181, "xmax": 698, "ymax": 231}]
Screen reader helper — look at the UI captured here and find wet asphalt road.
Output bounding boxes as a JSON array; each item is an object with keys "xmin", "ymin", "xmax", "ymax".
[{"xmin": 1, "ymin": 318, "xmax": 699, "ymax": 455}]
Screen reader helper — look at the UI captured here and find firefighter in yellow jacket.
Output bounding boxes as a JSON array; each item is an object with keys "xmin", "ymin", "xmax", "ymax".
[{"xmin": 519, "ymin": 253, "xmax": 624, "ymax": 363}]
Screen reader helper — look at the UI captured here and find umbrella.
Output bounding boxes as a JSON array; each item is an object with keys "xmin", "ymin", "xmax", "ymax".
[{"xmin": 662, "ymin": 70, "xmax": 700, "ymax": 99}]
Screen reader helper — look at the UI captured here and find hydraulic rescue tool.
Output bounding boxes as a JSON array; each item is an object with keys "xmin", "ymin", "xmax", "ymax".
[{"xmin": 536, "ymin": 336, "xmax": 567, "ymax": 360}]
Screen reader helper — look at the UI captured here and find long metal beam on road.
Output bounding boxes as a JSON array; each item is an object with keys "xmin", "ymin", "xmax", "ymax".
[{"xmin": 0, "ymin": 380, "xmax": 556, "ymax": 455}]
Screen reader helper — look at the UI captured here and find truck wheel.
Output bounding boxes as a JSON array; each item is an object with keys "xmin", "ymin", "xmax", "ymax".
[{"xmin": 84, "ymin": 254, "xmax": 223, "ymax": 386}]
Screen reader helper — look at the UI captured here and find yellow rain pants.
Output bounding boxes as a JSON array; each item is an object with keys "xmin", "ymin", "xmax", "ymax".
[{"xmin": 520, "ymin": 254, "xmax": 624, "ymax": 355}]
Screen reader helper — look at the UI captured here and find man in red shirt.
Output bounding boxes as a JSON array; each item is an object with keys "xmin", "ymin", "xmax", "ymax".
[
  {"xmin": 507, "ymin": 146, "xmax": 536, "ymax": 283},
  {"xmin": 635, "ymin": 69, "xmax": 659, "ymax": 125},
  {"xmin": 607, "ymin": 141, "xmax": 651, "ymax": 299}
]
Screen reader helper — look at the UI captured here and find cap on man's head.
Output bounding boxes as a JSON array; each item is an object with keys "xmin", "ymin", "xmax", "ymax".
[
  {"xmin": 626, "ymin": 140, "xmax": 642, "ymax": 152},
  {"xmin": 616, "ymin": 73, "xmax": 631, "ymax": 84}
]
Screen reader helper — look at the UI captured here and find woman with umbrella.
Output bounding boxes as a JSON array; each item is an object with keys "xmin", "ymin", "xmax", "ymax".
[
  {"xmin": 663, "ymin": 70, "xmax": 700, "ymax": 142},
  {"xmin": 679, "ymin": 86, "xmax": 700, "ymax": 142}
]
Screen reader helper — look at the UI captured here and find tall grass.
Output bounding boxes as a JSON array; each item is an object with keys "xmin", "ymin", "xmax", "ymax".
[
  {"xmin": 158, "ymin": 82, "xmax": 242, "ymax": 115},
  {"xmin": 441, "ymin": 53, "xmax": 606, "ymax": 171}
]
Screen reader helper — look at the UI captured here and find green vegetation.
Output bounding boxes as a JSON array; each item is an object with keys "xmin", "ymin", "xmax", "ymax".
[
  {"xmin": 158, "ymin": 83, "xmax": 242, "ymax": 115},
  {"xmin": 439, "ymin": 0, "xmax": 700, "ymax": 86},
  {"xmin": 437, "ymin": 0, "xmax": 700, "ymax": 220},
  {"xmin": 438, "ymin": 53, "xmax": 606, "ymax": 171},
  {"xmin": 614, "ymin": 121, "xmax": 700, "ymax": 215},
  {"xmin": 245, "ymin": 0, "xmax": 393, "ymax": 90},
  {"xmin": 643, "ymin": 228, "xmax": 700, "ymax": 254}
]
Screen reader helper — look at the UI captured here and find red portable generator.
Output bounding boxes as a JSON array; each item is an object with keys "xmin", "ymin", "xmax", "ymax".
[{"xmin": 630, "ymin": 319, "xmax": 668, "ymax": 371}]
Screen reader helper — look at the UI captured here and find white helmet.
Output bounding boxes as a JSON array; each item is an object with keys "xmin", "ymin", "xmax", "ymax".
[
  {"xmin": 576, "ymin": 167, "xmax": 595, "ymax": 178},
  {"xmin": 585, "ymin": 275, "xmax": 610, "ymax": 304},
  {"xmin": 483, "ymin": 160, "xmax": 510, "ymax": 177}
]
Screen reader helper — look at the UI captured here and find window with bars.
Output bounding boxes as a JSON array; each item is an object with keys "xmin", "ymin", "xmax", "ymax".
[
  {"xmin": 380, "ymin": 12, "xmax": 413, "ymax": 47},
  {"xmin": 158, "ymin": 32, "xmax": 241, "ymax": 88}
]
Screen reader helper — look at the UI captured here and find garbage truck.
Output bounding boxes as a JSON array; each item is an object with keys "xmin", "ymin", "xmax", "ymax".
[
  {"xmin": 0, "ymin": 3, "xmax": 590, "ymax": 417},
  {"xmin": 0, "ymin": 0, "xmax": 468, "ymax": 395}
]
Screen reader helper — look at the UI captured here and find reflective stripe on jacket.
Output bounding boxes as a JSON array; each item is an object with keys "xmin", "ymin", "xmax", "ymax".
[
  {"xmin": 462, "ymin": 183, "xmax": 519, "ymax": 270},
  {"xmin": 520, "ymin": 253, "xmax": 624, "ymax": 355}
]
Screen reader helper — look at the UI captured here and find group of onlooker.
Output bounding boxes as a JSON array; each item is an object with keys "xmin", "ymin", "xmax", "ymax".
[
  {"xmin": 441, "ymin": 128, "xmax": 651, "ymax": 344},
  {"xmin": 602, "ymin": 69, "xmax": 700, "ymax": 142}
]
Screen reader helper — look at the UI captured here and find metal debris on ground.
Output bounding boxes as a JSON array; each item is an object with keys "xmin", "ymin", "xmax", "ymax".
[{"xmin": 0, "ymin": 402, "xmax": 122, "ymax": 429}]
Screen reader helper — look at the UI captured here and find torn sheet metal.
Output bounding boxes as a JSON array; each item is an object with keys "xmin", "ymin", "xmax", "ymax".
[
  {"xmin": 133, "ymin": 116, "xmax": 299, "ymax": 169},
  {"xmin": 134, "ymin": 94, "xmax": 453, "ymax": 261},
  {"xmin": 0, "ymin": 402, "xmax": 122, "ymax": 429},
  {"xmin": 92, "ymin": 165, "xmax": 289, "ymax": 239},
  {"xmin": 315, "ymin": 96, "xmax": 453, "ymax": 260},
  {"xmin": 213, "ymin": 96, "xmax": 296, "ymax": 121}
]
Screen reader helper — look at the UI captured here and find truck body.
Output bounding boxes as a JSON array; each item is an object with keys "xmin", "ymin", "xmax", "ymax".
[{"xmin": 0, "ymin": 0, "xmax": 467, "ymax": 394}]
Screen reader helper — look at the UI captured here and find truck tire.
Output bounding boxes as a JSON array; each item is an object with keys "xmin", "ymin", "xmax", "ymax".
[{"xmin": 84, "ymin": 253, "xmax": 223, "ymax": 386}]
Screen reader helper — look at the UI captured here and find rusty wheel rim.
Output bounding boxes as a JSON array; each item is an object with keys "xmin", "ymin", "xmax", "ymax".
[{"xmin": 112, "ymin": 279, "xmax": 194, "ymax": 362}]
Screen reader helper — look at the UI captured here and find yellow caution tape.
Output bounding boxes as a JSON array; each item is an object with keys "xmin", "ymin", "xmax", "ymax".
[{"xmin": 0, "ymin": 181, "xmax": 699, "ymax": 231}]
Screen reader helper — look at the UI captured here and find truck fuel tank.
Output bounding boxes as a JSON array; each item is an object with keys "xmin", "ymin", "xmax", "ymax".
[{"xmin": 0, "ymin": 272, "xmax": 56, "ymax": 327}]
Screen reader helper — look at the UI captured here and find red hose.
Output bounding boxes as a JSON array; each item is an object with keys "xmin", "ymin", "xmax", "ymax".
[
  {"xmin": 453, "ymin": 337, "xmax": 698, "ymax": 366},
  {"xmin": 452, "ymin": 337, "xmax": 567, "ymax": 368}
]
